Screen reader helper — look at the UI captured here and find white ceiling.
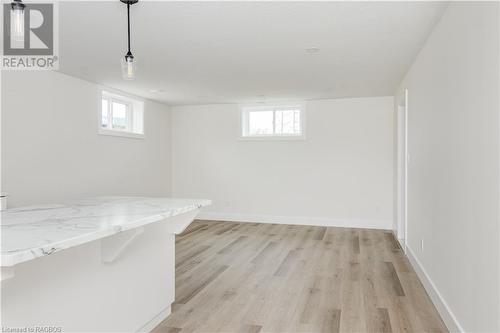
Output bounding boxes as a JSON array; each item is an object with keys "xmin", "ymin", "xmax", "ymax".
[{"xmin": 59, "ymin": 1, "xmax": 447, "ymax": 105}]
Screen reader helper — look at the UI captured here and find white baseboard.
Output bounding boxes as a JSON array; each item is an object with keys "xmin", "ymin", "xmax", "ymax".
[
  {"xmin": 406, "ymin": 246, "xmax": 464, "ymax": 333},
  {"xmin": 136, "ymin": 305, "xmax": 171, "ymax": 333},
  {"xmin": 197, "ymin": 211, "xmax": 391, "ymax": 230}
]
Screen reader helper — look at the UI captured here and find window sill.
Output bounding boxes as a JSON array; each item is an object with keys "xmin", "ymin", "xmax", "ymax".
[
  {"xmin": 98, "ymin": 129, "xmax": 145, "ymax": 139},
  {"xmin": 239, "ymin": 135, "xmax": 306, "ymax": 141}
]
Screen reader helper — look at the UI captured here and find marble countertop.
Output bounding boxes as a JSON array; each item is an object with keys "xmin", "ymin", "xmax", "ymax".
[{"xmin": 1, "ymin": 197, "xmax": 211, "ymax": 267}]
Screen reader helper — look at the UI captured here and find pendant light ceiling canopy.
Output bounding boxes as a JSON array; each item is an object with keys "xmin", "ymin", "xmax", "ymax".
[{"xmin": 120, "ymin": 0, "xmax": 138, "ymax": 80}]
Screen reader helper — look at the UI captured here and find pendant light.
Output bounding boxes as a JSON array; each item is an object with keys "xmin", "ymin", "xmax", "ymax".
[
  {"xmin": 10, "ymin": 0, "xmax": 26, "ymax": 42},
  {"xmin": 120, "ymin": 0, "xmax": 138, "ymax": 80}
]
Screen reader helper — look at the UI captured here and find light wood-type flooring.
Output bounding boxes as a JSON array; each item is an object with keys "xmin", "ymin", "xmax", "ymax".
[{"xmin": 153, "ymin": 221, "xmax": 447, "ymax": 333}]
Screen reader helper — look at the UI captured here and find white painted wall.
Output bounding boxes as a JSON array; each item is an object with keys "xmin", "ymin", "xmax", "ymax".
[
  {"xmin": 1, "ymin": 71, "xmax": 171, "ymax": 207},
  {"xmin": 172, "ymin": 97, "xmax": 394, "ymax": 229},
  {"xmin": 395, "ymin": 3, "xmax": 500, "ymax": 332}
]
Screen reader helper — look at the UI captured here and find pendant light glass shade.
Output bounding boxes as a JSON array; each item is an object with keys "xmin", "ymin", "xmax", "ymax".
[
  {"xmin": 121, "ymin": 52, "xmax": 137, "ymax": 80},
  {"xmin": 120, "ymin": 0, "xmax": 138, "ymax": 80},
  {"xmin": 11, "ymin": 0, "xmax": 25, "ymax": 42}
]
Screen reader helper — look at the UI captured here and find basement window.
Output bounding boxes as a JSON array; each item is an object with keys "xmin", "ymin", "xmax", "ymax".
[
  {"xmin": 240, "ymin": 103, "xmax": 305, "ymax": 139},
  {"xmin": 99, "ymin": 91, "xmax": 144, "ymax": 138}
]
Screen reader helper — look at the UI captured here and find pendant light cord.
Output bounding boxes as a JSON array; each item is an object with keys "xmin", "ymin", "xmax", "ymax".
[{"xmin": 127, "ymin": 3, "xmax": 131, "ymax": 54}]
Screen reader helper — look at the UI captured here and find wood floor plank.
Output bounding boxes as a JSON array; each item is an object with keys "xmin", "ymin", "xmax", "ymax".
[
  {"xmin": 322, "ymin": 309, "xmax": 341, "ymax": 333},
  {"xmin": 374, "ymin": 308, "xmax": 393, "ymax": 333},
  {"xmin": 217, "ymin": 235, "xmax": 247, "ymax": 254},
  {"xmin": 176, "ymin": 265, "xmax": 228, "ymax": 305},
  {"xmin": 352, "ymin": 232, "xmax": 361, "ymax": 255},
  {"xmin": 156, "ymin": 221, "xmax": 448, "ymax": 333},
  {"xmin": 176, "ymin": 245, "xmax": 211, "ymax": 268},
  {"xmin": 215, "ymin": 223, "xmax": 240, "ymax": 235},
  {"xmin": 382, "ymin": 261, "xmax": 406, "ymax": 296},
  {"xmin": 400, "ymin": 273, "xmax": 448, "ymax": 333},
  {"xmin": 151, "ymin": 326, "xmax": 182, "ymax": 333},
  {"xmin": 340, "ymin": 261, "xmax": 364, "ymax": 332},
  {"xmin": 240, "ymin": 324, "xmax": 262, "ymax": 333},
  {"xmin": 384, "ymin": 232, "xmax": 401, "ymax": 253},
  {"xmin": 251, "ymin": 241, "xmax": 278, "ymax": 264},
  {"xmin": 314, "ymin": 227, "xmax": 327, "ymax": 241},
  {"xmin": 386, "ymin": 296, "xmax": 415, "ymax": 333},
  {"xmin": 274, "ymin": 249, "xmax": 301, "ymax": 277},
  {"xmin": 178, "ymin": 224, "xmax": 208, "ymax": 237},
  {"xmin": 299, "ymin": 275, "xmax": 323, "ymax": 324}
]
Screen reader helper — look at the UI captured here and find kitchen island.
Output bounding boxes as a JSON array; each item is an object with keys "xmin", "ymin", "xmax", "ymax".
[{"xmin": 1, "ymin": 197, "xmax": 211, "ymax": 332}]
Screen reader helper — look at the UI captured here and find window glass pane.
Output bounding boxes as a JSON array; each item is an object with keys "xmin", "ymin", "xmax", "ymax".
[
  {"xmin": 112, "ymin": 101, "xmax": 128, "ymax": 130},
  {"xmin": 101, "ymin": 99, "xmax": 108, "ymax": 128},
  {"xmin": 275, "ymin": 110, "xmax": 283, "ymax": 134},
  {"xmin": 249, "ymin": 110, "xmax": 273, "ymax": 135},
  {"xmin": 132, "ymin": 109, "xmax": 144, "ymax": 134},
  {"xmin": 283, "ymin": 110, "xmax": 294, "ymax": 134},
  {"xmin": 293, "ymin": 110, "xmax": 301, "ymax": 133},
  {"xmin": 276, "ymin": 109, "xmax": 300, "ymax": 135}
]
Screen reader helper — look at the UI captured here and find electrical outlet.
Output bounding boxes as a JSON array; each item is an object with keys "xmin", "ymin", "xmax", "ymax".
[{"xmin": 421, "ymin": 239, "xmax": 424, "ymax": 252}]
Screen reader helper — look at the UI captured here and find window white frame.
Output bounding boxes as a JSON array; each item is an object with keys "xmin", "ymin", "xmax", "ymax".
[
  {"xmin": 239, "ymin": 102, "xmax": 306, "ymax": 140},
  {"xmin": 99, "ymin": 90, "xmax": 145, "ymax": 139}
]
